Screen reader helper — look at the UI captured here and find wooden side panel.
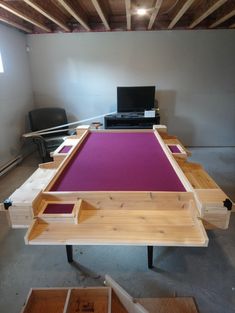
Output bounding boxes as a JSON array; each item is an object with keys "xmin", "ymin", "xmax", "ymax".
[
  {"xmin": 65, "ymin": 288, "xmax": 110, "ymax": 313},
  {"xmin": 196, "ymin": 189, "xmax": 231, "ymax": 229},
  {"xmin": 9, "ymin": 168, "xmax": 57, "ymax": 228},
  {"xmin": 8, "ymin": 206, "xmax": 32, "ymax": 228},
  {"xmin": 176, "ymin": 157, "xmax": 231, "ymax": 229},
  {"xmin": 21, "ymin": 289, "xmax": 68, "ymax": 313},
  {"xmin": 111, "ymin": 291, "xmax": 129, "ymax": 313},
  {"xmin": 138, "ymin": 297, "xmax": 199, "ymax": 313}
]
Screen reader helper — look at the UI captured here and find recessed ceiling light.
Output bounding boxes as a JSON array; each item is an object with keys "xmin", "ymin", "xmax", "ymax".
[{"xmin": 137, "ymin": 8, "xmax": 147, "ymax": 16}]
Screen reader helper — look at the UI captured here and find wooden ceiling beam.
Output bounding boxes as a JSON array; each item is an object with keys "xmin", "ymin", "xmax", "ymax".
[
  {"xmin": 189, "ymin": 0, "xmax": 228, "ymax": 29},
  {"xmin": 57, "ymin": 0, "xmax": 90, "ymax": 31},
  {"xmin": 148, "ymin": 0, "xmax": 163, "ymax": 30},
  {"xmin": 0, "ymin": 16, "xmax": 32, "ymax": 33},
  {"xmin": 209, "ymin": 8, "xmax": 235, "ymax": 28},
  {"xmin": 0, "ymin": 1, "xmax": 51, "ymax": 32},
  {"xmin": 23, "ymin": 0, "xmax": 70, "ymax": 32},
  {"xmin": 125, "ymin": 0, "xmax": 131, "ymax": 30},
  {"xmin": 168, "ymin": 0, "xmax": 196, "ymax": 29},
  {"xmin": 91, "ymin": 0, "xmax": 110, "ymax": 31}
]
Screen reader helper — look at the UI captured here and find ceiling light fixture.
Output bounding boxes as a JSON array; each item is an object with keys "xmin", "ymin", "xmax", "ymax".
[{"xmin": 137, "ymin": 8, "xmax": 147, "ymax": 16}]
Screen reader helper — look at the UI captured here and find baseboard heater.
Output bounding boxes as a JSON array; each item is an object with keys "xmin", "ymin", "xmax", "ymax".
[{"xmin": 0, "ymin": 155, "xmax": 23, "ymax": 177}]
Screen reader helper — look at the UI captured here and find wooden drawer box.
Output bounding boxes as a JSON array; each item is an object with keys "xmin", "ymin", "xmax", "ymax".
[{"xmin": 21, "ymin": 287, "xmax": 111, "ymax": 313}]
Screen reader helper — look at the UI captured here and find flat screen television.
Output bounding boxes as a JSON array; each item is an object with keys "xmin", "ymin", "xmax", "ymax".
[{"xmin": 117, "ymin": 86, "xmax": 155, "ymax": 113}]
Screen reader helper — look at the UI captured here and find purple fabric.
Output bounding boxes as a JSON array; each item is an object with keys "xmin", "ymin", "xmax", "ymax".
[
  {"xmin": 168, "ymin": 145, "xmax": 181, "ymax": 153},
  {"xmin": 43, "ymin": 203, "xmax": 74, "ymax": 214},
  {"xmin": 50, "ymin": 132, "xmax": 186, "ymax": 192},
  {"xmin": 58, "ymin": 145, "xmax": 73, "ymax": 154}
]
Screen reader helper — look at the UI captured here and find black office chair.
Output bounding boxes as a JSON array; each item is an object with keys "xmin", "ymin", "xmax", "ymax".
[{"xmin": 29, "ymin": 107, "xmax": 70, "ymax": 162}]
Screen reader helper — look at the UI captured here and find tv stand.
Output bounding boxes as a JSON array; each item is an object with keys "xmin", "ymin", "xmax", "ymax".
[{"xmin": 104, "ymin": 112, "xmax": 160, "ymax": 129}]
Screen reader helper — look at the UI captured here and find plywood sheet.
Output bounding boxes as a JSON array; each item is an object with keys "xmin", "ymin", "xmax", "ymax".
[{"xmin": 138, "ymin": 297, "xmax": 199, "ymax": 313}]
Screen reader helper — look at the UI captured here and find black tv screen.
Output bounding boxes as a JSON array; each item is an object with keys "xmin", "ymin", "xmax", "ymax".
[{"xmin": 117, "ymin": 86, "xmax": 155, "ymax": 113}]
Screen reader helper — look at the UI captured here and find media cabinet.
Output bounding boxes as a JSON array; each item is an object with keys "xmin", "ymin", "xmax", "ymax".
[{"xmin": 104, "ymin": 113, "xmax": 160, "ymax": 129}]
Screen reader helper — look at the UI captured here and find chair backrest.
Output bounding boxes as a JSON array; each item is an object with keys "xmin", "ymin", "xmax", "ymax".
[{"xmin": 29, "ymin": 108, "xmax": 68, "ymax": 135}]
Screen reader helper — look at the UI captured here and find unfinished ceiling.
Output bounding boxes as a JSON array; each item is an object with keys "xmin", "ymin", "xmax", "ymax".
[{"xmin": 0, "ymin": 0, "xmax": 235, "ymax": 34}]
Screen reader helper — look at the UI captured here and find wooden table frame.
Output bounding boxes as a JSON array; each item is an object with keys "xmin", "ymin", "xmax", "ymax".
[{"xmin": 6, "ymin": 125, "xmax": 232, "ymax": 269}]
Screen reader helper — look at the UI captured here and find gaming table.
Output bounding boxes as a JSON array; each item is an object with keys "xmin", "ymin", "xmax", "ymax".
[{"xmin": 7, "ymin": 126, "xmax": 231, "ymax": 268}]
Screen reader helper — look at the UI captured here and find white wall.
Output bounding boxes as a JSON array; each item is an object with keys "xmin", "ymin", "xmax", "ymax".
[
  {"xmin": 27, "ymin": 30, "xmax": 235, "ymax": 146},
  {"xmin": 0, "ymin": 24, "xmax": 34, "ymax": 167}
]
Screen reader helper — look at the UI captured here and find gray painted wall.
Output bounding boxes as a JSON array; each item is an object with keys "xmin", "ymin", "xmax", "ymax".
[
  {"xmin": 0, "ymin": 24, "xmax": 34, "ymax": 167},
  {"xmin": 26, "ymin": 30, "xmax": 234, "ymax": 146}
]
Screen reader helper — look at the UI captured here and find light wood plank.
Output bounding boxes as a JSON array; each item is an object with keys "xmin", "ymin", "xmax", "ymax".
[
  {"xmin": 23, "ymin": 0, "xmax": 70, "ymax": 32},
  {"xmin": 168, "ymin": 0, "xmax": 196, "ymax": 29},
  {"xmin": 43, "ymin": 191, "xmax": 195, "ymax": 210},
  {"xmin": 125, "ymin": 0, "xmax": 131, "ymax": 30},
  {"xmin": 57, "ymin": 0, "xmax": 90, "ymax": 31},
  {"xmin": 0, "ymin": 1, "xmax": 51, "ymax": 32},
  {"xmin": 209, "ymin": 9, "xmax": 235, "ymax": 28},
  {"xmin": 177, "ymin": 158, "xmax": 219, "ymax": 189},
  {"xmin": 44, "ymin": 130, "xmax": 90, "ymax": 192},
  {"xmin": 148, "ymin": 0, "xmax": 163, "ymax": 30},
  {"xmin": 0, "ymin": 16, "xmax": 32, "ymax": 33},
  {"xmin": 78, "ymin": 209, "xmax": 195, "ymax": 226},
  {"xmin": 183, "ymin": 170, "xmax": 219, "ymax": 189},
  {"xmin": 91, "ymin": 0, "xmax": 110, "ymax": 30},
  {"xmin": 189, "ymin": 0, "xmax": 228, "ymax": 28},
  {"xmin": 25, "ymin": 216, "xmax": 208, "ymax": 246},
  {"xmin": 8, "ymin": 207, "xmax": 33, "ymax": 228},
  {"xmin": 138, "ymin": 297, "xmax": 199, "ymax": 313},
  {"xmin": 153, "ymin": 129, "xmax": 193, "ymax": 192}
]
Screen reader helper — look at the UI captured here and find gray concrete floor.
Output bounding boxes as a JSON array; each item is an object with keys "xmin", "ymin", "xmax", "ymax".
[{"xmin": 0, "ymin": 148, "xmax": 235, "ymax": 313}]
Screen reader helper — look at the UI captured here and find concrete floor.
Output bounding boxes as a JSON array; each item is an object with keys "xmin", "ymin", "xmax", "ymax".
[{"xmin": 0, "ymin": 148, "xmax": 234, "ymax": 313}]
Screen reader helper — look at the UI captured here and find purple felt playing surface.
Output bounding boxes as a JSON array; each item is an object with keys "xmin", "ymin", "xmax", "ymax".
[
  {"xmin": 50, "ymin": 132, "xmax": 186, "ymax": 192},
  {"xmin": 168, "ymin": 145, "xmax": 181, "ymax": 153},
  {"xmin": 43, "ymin": 203, "xmax": 74, "ymax": 214},
  {"xmin": 59, "ymin": 145, "xmax": 73, "ymax": 153}
]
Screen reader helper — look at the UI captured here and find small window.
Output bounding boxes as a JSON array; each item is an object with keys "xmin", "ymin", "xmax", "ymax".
[{"xmin": 0, "ymin": 51, "xmax": 4, "ymax": 73}]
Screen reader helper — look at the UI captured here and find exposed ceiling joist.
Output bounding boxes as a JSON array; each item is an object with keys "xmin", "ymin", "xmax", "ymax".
[
  {"xmin": 125, "ymin": 0, "xmax": 131, "ymax": 30},
  {"xmin": 209, "ymin": 8, "xmax": 235, "ymax": 28},
  {"xmin": 189, "ymin": 0, "xmax": 228, "ymax": 29},
  {"xmin": 168, "ymin": 0, "xmax": 196, "ymax": 29},
  {"xmin": 23, "ymin": 0, "xmax": 70, "ymax": 32},
  {"xmin": 0, "ymin": 16, "xmax": 32, "ymax": 33},
  {"xmin": 148, "ymin": 0, "xmax": 163, "ymax": 30},
  {"xmin": 0, "ymin": 1, "xmax": 51, "ymax": 32},
  {"xmin": 57, "ymin": 0, "xmax": 90, "ymax": 31},
  {"xmin": 0, "ymin": 0, "xmax": 234, "ymax": 34},
  {"xmin": 91, "ymin": 0, "xmax": 110, "ymax": 30}
]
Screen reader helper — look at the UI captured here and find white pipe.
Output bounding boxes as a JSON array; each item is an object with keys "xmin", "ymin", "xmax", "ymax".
[{"xmin": 23, "ymin": 111, "xmax": 116, "ymax": 138}]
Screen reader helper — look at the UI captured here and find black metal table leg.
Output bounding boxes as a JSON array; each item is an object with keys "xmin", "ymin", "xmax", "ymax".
[
  {"xmin": 147, "ymin": 246, "xmax": 153, "ymax": 269},
  {"xmin": 66, "ymin": 245, "xmax": 73, "ymax": 263}
]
